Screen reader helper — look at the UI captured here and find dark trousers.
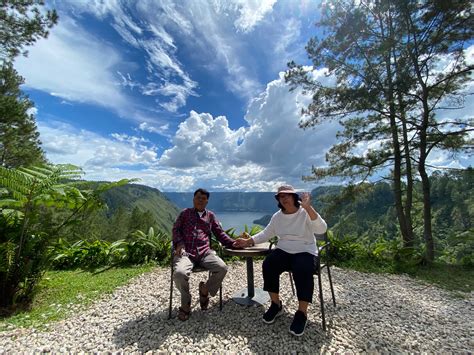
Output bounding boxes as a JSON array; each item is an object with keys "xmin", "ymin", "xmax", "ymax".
[{"xmin": 262, "ymin": 248, "xmax": 317, "ymax": 303}]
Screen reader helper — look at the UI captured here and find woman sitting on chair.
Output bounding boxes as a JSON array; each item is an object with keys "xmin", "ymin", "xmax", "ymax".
[{"xmin": 234, "ymin": 185, "xmax": 327, "ymax": 336}]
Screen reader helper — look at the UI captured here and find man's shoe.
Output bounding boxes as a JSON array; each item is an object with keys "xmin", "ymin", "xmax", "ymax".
[
  {"xmin": 263, "ymin": 301, "xmax": 283, "ymax": 324},
  {"xmin": 289, "ymin": 310, "xmax": 307, "ymax": 336}
]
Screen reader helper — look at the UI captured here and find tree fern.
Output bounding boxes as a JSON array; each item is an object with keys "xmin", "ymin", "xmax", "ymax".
[{"xmin": 0, "ymin": 164, "xmax": 133, "ymax": 310}]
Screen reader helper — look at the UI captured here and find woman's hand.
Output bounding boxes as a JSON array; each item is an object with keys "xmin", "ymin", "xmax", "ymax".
[{"xmin": 300, "ymin": 192, "xmax": 312, "ymax": 209}]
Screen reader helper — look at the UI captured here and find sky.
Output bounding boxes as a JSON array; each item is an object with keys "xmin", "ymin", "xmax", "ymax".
[{"xmin": 14, "ymin": 0, "xmax": 474, "ymax": 192}]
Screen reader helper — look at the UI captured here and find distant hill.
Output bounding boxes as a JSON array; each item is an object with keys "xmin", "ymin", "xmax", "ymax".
[
  {"xmin": 165, "ymin": 192, "xmax": 277, "ymax": 212},
  {"xmin": 100, "ymin": 183, "xmax": 180, "ymax": 233}
]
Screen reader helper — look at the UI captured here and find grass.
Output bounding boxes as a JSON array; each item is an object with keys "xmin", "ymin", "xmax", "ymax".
[
  {"xmin": 336, "ymin": 258, "xmax": 473, "ymax": 294},
  {"xmin": 0, "ymin": 264, "xmax": 155, "ymax": 331},
  {"xmin": 404, "ymin": 263, "xmax": 473, "ymax": 294}
]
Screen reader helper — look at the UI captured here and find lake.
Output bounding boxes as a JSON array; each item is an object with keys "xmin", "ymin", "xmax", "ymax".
[{"xmin": 214, "ymin": 211, "xmax": 272, "ymax": 235}]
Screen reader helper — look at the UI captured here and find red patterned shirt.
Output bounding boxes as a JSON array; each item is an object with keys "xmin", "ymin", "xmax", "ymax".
[{"xmin": 172, "ymin": 208, "xmax": 235, "ymax": 260}]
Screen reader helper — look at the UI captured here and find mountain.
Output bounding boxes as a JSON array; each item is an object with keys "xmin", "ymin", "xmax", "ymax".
[
  {"xmin": 164, "ymin": 192, "xmax": 277, "ymax": 212},
  {"xmin": 100, "ymin": 183, "xmax": 180, "ymax": 233}
]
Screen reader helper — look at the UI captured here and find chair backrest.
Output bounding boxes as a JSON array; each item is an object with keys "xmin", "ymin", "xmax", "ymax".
[{"xmin": 314, "ymin": 231, "xmax": 331, "ymax": 272}]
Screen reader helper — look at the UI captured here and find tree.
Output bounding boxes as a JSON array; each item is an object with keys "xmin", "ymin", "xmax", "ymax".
[
  {"xmin": 0, "ymin": 62, "xmax": 45, "ymax": 167},
  {"xmin": 286, "ymin": 0, "xmax": 473, "ymax": 261},
  {"xmin": 128, "ymin": 206, "xmax": 157, "ymax": 235},
  {"xmin": 0, "ymin": 0, "xmax": 58, "ymax": 63},
  {"xmin": 0, "ymin": 0, "xmax": 58, "ymax": 168},
  {"xmin": 286, "ymin": 0, "xmax": 417, "ymax": 248},
  {"xmin": 395, "ymin": 0, "xmax": 473, "ymax": 261}
]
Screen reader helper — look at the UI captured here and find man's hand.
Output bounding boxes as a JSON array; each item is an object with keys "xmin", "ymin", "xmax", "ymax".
[
  {"xmin": 233, "ymin": 238, "xmax": 253, "ymax": 249},
  {"xmin": 174, "ymin": 243, "xmax": 184, "ymax": 257},
  {"xmin": 300, "ymin": 192, "xmax": 312, "ymax": 209}
]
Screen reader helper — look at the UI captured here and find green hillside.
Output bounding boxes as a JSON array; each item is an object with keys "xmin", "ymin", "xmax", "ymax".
[
  {"xmin": 60, "ymin": 182, "xmax": 180, "ymax": 242},
  {"xmin": 100, "ymin": 183, "xmax": 180, "ymax": 233}
]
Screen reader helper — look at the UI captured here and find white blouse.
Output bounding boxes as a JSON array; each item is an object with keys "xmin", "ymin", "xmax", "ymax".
[{"xmin": 252, "ymin": 207, "xmax": 327, "ymax": 256}]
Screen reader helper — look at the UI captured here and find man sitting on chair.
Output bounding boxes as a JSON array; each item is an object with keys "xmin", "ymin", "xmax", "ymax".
[{"xmin": 172, "ymin": 188, "xmax": 237, "ymax": 321}]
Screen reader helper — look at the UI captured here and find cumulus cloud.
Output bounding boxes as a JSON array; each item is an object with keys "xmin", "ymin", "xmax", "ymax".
[
  {"xmin": 37, "ymin": 120, "xmax": 198, "ymax": 191},
  {"xmin": 158, "ymin": 72, "xmax": 340, "ymax": 189},
  {"xmin": 159, "ymin": 111, "xmax": 244, "ymax": 168},
  {"xmin": 38, "ymin": 121, "xmax": 159, "ymax": 168}
]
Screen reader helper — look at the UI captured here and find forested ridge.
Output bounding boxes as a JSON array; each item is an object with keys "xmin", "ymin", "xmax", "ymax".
[
  {"xmin": 86, "ymin": 182, "xmax": 179, "ymax": 238},
  {"xmin": 255, "ymin": 169, "xmax": 473, "ymax": 266},
  {"xmin": 165, "ymin": 191, "xmax": 277, "ymax": 212}
]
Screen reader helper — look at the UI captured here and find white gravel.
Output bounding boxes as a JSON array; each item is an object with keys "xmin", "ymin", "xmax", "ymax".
[{"xmin": 0, "ymin": 261, "xmax": 473, "ymax": 353}]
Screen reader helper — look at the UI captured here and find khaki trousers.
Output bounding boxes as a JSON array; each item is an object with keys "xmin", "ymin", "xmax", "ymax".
[{"xmin": 173, "ymin": 250, "xmax": 228, "ymax": 306}]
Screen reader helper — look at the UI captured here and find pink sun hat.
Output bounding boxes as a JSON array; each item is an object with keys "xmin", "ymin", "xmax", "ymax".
[{"xmin": 274, "ymin": 184, "xmax": 298, "ymax": 197}]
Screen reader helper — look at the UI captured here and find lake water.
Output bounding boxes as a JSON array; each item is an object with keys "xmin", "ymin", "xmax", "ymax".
[{"xmin": 214, "ymin": 211, "xmax": 272, "ymax": 235}]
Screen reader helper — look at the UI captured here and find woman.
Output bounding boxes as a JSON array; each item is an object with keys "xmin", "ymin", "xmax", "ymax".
[{"xmin": 234, "ymin": 185, "xmax": 327, "ymax": 336}]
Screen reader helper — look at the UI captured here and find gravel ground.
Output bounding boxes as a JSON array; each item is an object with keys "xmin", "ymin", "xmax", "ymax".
[{"xmin": 0, "ymin": 261, "xmax": 473, "ymax": 353}]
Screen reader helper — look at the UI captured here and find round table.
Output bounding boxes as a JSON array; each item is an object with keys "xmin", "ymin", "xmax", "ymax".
[{"xmin": 224, "ymin": 242, "xmax": 273, "ymax": 306}]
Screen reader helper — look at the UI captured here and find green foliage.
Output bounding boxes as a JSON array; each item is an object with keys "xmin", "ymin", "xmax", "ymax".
[
  {"xmin": 50, "ymin": 239, "xmax": 112, "ymax": 270},
  {"xmin": 0, "ymin": 63, "xmax": 45, "ymax": 168},
  {"xmin": 0, "ymin": 164, "xmax": 131, "ymax": 312},
  {"xmin": 0, "ymin": 164, "xmax": 84, "ymax": 310},
  {"xmin": 312, "ymin": 170, "xmax": 473, "ymax": 266},
  {"xmin": 1, "ymin": 0, "xmax": 58, "ymax": 62},
  {"xmin": 60, "ymin": 183, "xmax": 180, "ymax": 242},
  {"xmin": 286, "ymin": 0, "xmax": 473, "ymax": 262},
  {"xmin": 49, "ymin": 227, "xmax": 172, "ymax": 269},
  {"xmin": 125, "ymin": 227, "xmax": 171, "ymax": 265}
]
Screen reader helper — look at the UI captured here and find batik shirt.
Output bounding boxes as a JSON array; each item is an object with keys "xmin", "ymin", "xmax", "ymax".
[{"xmin": 172, "ymin": 208, "xmax": 235, "ymax": 261}]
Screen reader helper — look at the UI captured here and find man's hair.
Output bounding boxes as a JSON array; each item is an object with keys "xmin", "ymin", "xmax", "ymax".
[
  {"xmin": 277, "ymin": 194, "xmax": 300, "ymax": 211},
  {"xmin": 194, "ymin": 188, "xmax": 210, "ymax": 199}
]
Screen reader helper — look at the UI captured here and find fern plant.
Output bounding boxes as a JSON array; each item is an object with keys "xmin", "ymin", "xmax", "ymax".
[
  {"xmin": 0, "ymin": 164, "xmax": 131, "ymax": 312},
  {"xmin": 126, "ymin": 227, "xmax": 171, "ymax": 265}
]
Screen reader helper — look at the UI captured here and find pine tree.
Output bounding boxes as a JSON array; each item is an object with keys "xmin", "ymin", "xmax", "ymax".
[
  {"xmin": 286, "ymin": 0, "xmax": 473, "ymax": 261},
  {"xmin": 1, "ymin": 0, "xmax": 58, "ymax": 63},
  {"xmin": 0, "ymin": 63, "xmax": 45, "ymax": 167}
]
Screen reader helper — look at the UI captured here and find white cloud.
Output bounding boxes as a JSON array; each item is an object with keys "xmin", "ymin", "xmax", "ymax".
[
  {"xmin": 37, "ymin": 72, "xmax": 339, "ymax": 191},
  {"xmin": 138, "ymin": 122, "xmax": 170, "ymax": 136},
  {"xmin": 159, "ymin": 110, "xmax": 244, "ymax": 168},
  {"xmin": 232, "ymin": 0, "xmax": 277, "ymax": 32},
  {"xmin": 158, "ymin": 72, "xmax": 340, "ymax": 189},
  {"xmin": 65, "ymin": 0, "xmax": 199, "ymax": 113},
  {"xmin": 38, "ymin": 67, "xmax": 473, "ymax": 191},
  {"xmin": 236, "ymin": 72, "xmax": 339, "ymax": 178},
  {"xmin": 134, "ymin": 0, "xmax": 266, "ymax": 100},
  {"xmin": 15, "ymin": 18, "xmax": 128, "ymax": 110},
  {"xmin": 39, "ymin": 121, "xmax": 159, "ymax": 168}
]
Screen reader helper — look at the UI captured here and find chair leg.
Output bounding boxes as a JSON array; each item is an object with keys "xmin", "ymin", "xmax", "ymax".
[
  {"xmin": 326, "ymin": 265, "xmax": 336, "ymax": 307},
  {"xmin": 289, "ymin": 272, "xmax": 296, "ymax": 296},
  {"xmin": 169, "ymin": 269, "xmax": 174, "ymax": 320},
  {"xmin": 219, "ymin": 285, "xmax": 223, "ymax": 311},
  {"xmin": 317, "ymin": 272, "xmax": 326, "ymax": 331}
]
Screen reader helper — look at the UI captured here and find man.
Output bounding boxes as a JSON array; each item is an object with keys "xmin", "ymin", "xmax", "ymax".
[{"xmin": 172, "ymin": 188, "xmax": 237, "ymax": 321}]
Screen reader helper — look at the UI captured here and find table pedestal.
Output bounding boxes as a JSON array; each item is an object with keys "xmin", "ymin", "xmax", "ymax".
[
  {"xmin": 232, "ymin": 288, "xmax": 269, "ymax": 306},
  {"xmin": 223, "ymin": 243, "xmax": 272, "ymax": 307},
  {"xmin": 231, "ymin": 257, "xmax": 269, "ymax": 306}
]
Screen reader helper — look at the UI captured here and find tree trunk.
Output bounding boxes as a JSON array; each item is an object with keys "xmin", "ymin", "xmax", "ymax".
[
  {"xmin": 418, "ymin": 133, "xmax": 435, "ymax": 261},
  {"xmin": 398, "ymin": 95, "xmax": 415, "ymax": 247},
  {"xmin": 402, "ymin": 6, "xmax": 435, "ymax": 261},
  {"xmin": 381, "ymin": 8, "xmax": 412, "ymax": 248}
]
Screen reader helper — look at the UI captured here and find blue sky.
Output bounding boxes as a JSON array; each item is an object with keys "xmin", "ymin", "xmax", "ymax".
[{"xmin": 14, "ymin": 0, "xmax": 473, "ymax": 192}]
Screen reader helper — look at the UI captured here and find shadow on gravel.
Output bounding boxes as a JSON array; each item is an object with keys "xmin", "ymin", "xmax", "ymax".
[{"xmin": 113, "ymin": 298, "xmax": 336, "ymax": 353}]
